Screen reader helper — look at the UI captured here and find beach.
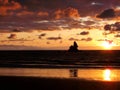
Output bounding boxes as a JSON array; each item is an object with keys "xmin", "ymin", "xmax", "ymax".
[
  {"xmin": 0, "ymin": 50, "xmax": 120, "ymax": 90},
  {"xmin": 0, "ymin": 76, "xmax": 120, "ymax": 90},
  {"xmin": 0, "ymin": 67, "xmax": 119, "ymax": 90}
]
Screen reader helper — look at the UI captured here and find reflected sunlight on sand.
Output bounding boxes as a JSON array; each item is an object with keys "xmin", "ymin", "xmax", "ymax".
[{"xmin": 0, "ymin": 68, "xmax": 119, "ymax": 81}]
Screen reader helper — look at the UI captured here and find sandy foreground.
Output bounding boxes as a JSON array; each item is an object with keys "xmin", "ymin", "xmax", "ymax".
[{"xmin": 0, "ymin": 76, "xmax": 120, "ymax": 90}]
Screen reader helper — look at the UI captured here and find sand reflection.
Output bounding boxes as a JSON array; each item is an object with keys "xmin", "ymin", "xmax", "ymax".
[
  {"xmin": 103, "ymin": 69, "xmax": 117, "ymax": 81},
  {"xmin": 103, "ymin": 69, "xmax": 111, "ymax": 81},
  {"xmin": 0, "ymin": 68, "xmax": 119, "ymax": 81}
]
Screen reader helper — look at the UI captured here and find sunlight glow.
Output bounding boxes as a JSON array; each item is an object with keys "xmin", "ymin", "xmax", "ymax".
[
  {"xmin": 103, "ymin": 69, "xmax": 111, "ymax": 81},
  {"xmin": 102, "ymin": 41, "xmax": 112, "ymax": 49},
  {"xmin": 101, "ymin": 41, "xmax": 116, "ymax": 49}
]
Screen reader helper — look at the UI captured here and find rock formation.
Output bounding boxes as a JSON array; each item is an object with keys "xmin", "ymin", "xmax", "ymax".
[{"xmin": 68, "ymin": 41, "xmax": 78, "ymax": 52}]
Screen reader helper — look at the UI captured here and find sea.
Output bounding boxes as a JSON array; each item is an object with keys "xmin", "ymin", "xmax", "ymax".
[
  {"xmin": 0, "ymin": 50, "xmax": 120, "ymax": 68},
  {"xmin": 1, "ymin": 50, "xmax": 120, "ymax": 81}
]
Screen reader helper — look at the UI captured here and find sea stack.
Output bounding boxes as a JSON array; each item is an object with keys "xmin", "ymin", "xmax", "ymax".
[{"xmin": 68, "ymin": 41, "xmax": 78, "ymax": 52}]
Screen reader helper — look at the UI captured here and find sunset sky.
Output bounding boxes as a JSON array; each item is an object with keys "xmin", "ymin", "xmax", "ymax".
[{"xmin": 1, "ymin": 0, "xmax": 120, "ymax": 50}]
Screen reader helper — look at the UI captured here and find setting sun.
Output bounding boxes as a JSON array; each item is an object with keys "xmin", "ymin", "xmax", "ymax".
[
  {"xmin": 102, "ymin": 41, "xmax": 112, "ymax": 49},
  {"xmin": 101, "ymin": 40, "xmax": 116, "ymax": 50}
]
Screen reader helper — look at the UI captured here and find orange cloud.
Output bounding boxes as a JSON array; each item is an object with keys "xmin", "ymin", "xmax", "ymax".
[
  {"xmin": 54, "ymin": 9, "xmax": 63, "ymax": 19},
  {"xmin": 54, "ymin": 7, "xmax": 80, "ymax": 19},
  {"xmin": 17, "ymin": 10, "xmax": 49, "ymax": 17},
  {"xmin": 0, "ymin": 0, "xmax": 22, "ymax": 16},
  {"xmin": 114, "ymin": 7, "xmax": 120, "ymax": 17},
  {"xmin": 37, "ymin": 11, "xmax": 49, "ymax": 16},
  {"xmin": 17, "ymin": 11, "xmax": 34, "ymax": 16},
  {"xmin": 0, "ymin": 0, "xmax": 9, "ymax": 4}
]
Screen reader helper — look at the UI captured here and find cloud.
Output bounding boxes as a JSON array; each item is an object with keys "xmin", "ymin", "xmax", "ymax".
[
  {"xmin": 80, "ymin": 31, "xmax": 89, "ymax": 35},
  {"xmin": 12, "ymin": 28, "xmax": 23, "ymax": 32},
  {"xmin": 46, "ymin": 41, "xmax": 50, "ymax": 44},
  {"xmin": 8, "ymin": 34, "xmax": 17, "ymax": 39},
  {"xmin": 0, "ymin": 0, "xmax": 22, "ymax": 16},
  {"xmin": 97, "ymin": 39, "xmax": 105, "ymax": 41},
  {"xmin": 104, "ymin": 22, "xmax": 120, "ymax": 31},
  {"xmin": 0, "ymin": 45, "xmax": 41, "ymax": 50},
  {"xmin": 14, "ymin": 0, "xmax": 68, "ymax": 10},
  {"xmin": 38, "ymin": 33, "xmax": 46, "ymax": 39},
  {"xmin": 54, "ymin": 7, "xmax": 80, "ymax": 19},
  {"xmin": 114, "ymin": 34, "xmax": 120, "ymax": 37},
  {"xmin": 81, "ymin": 37, "xmax": 92, "ymax": 41},
  {"xmin": 47, "ymin": 36, "xmax": 62, "ymax": 40},
  {"xmin": 91, "ymin": 2, "xmax": 104, "ymax": 6},
  {"xmin": 97, "ymin": 39, "xmax": 113, "ymax": 44},
  {"xmin": 2, "ymin": 0, "xmax": 120, "ymax": 32},
  {"xmin": 102, "ymin": 32, "xmax": 114, "ymax": 35},
  {"xmin": 39, "ymin": 33, "xmax": 46, "ymax": 37},
  {"xmin": 83, "ymin": 21, "xmax": 95, "ymax": 26},
  {"xmin": 69, "ymin": 38, "xmax": 80, "ymax": 41},
  {"xmin": 2, "ymin": 0, "xmax": 120, "ymax": 18},
  {"xmin": 69, "ymin": 37, "xmax": 92, "ymax": 41},
  {"xmin": 17, "ymin": 10, "xmax": 34, "ymax": 16},
  {"xmin": 96, "ymin": 8, "xmax": 115, "ymax": 18},
  {"xmin": 104, "ymin": 24, "xmax": 111, "ymax": 30},
  {"xmin": 37, "ymin": 11, "xmax": 49, "ymax": 17}
]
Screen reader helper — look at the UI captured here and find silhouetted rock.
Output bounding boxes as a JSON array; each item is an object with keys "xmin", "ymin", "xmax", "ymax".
[{"xmin": 68, "ymin": 41, "xmax": 78, "ymax": 52}]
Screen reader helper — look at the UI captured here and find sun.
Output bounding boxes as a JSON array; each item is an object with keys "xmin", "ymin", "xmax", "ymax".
[
  {"xmin": 101, "ymin": 40, "xmax": 116, "ymax": 50},
  {"xmin": 102, "ymin": 41, "xmax": 112, "ymax": 49}
]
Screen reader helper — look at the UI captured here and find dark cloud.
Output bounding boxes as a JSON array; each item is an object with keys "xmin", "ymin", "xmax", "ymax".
[
  {"xmin": 104, "ymin": 22, "xmax": 120, "ymax": 31},
  {"xmin": 114, "ymin": 34, "xmax": 120, "ymax": 37},
  {"xmin": 104, "ymin": 24, "xmax": 111, "ymax": 30},
  {"xmin": 3, "ymin": 0, "xmax": 120, "ymax": 17},
  {"xmin": 0, "ymin": 17, "xmax": 100, "ymax": 32},
  {"xmin": 69, "ymin": 38, "xmax": 80, "ymax": 41},
  {"xmin": 13, "ymin": 0, "xmax": 68, "ymax": 10},
  {"xmin": 12, "ymin": 28, "xmax": 23, "ymax": 32},
  {"xmin": 38, "ymin": 33, "xmax": 46, "ymax": 39},
  {"xmin": 81, "ymin": 37, "xmax": 92, "ymax": 41},
  {"xmin": 39, "ymin": 33, "xmax": 46, "ymax": 37},
  {"xmin": 80, "ymin": 31, "xmax": 89, "ymax": 35},
  {"xmin": 1, "ymin": 0, "xmax": 120, "ymax": 32},
  {"xmin": 47, "ymin": 36, "xmax": 62, "ymax": 40},
  {"xmin": 0, "ymin": 0, "xmax": 22, "ymax": 16},
  {"xmin": 96, "ymin": 8, "xmax": 115, "ymax": 18},
  {"xmin": 54, "ymin": 7, "xmax": 80, "ymax": 19},
  {"xmin": 83, "ymin": 21, "xmax": 95, "ymax": 25}
]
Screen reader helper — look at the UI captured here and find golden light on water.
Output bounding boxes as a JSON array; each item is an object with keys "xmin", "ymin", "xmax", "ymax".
[{"xmin": 103, "ymin": 69, "xmax": 111, "ymax": 81}]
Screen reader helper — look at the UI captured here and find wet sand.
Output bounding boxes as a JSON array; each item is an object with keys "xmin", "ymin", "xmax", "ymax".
[{"xmin": 0, "ymin": 76, "xmax": 120, "ymax": 90}]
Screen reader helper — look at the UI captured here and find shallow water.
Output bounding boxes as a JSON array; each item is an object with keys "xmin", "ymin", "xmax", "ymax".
[{"xmin": 0, "ymin": 68, "xmax": 120, "ymax": 81}]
